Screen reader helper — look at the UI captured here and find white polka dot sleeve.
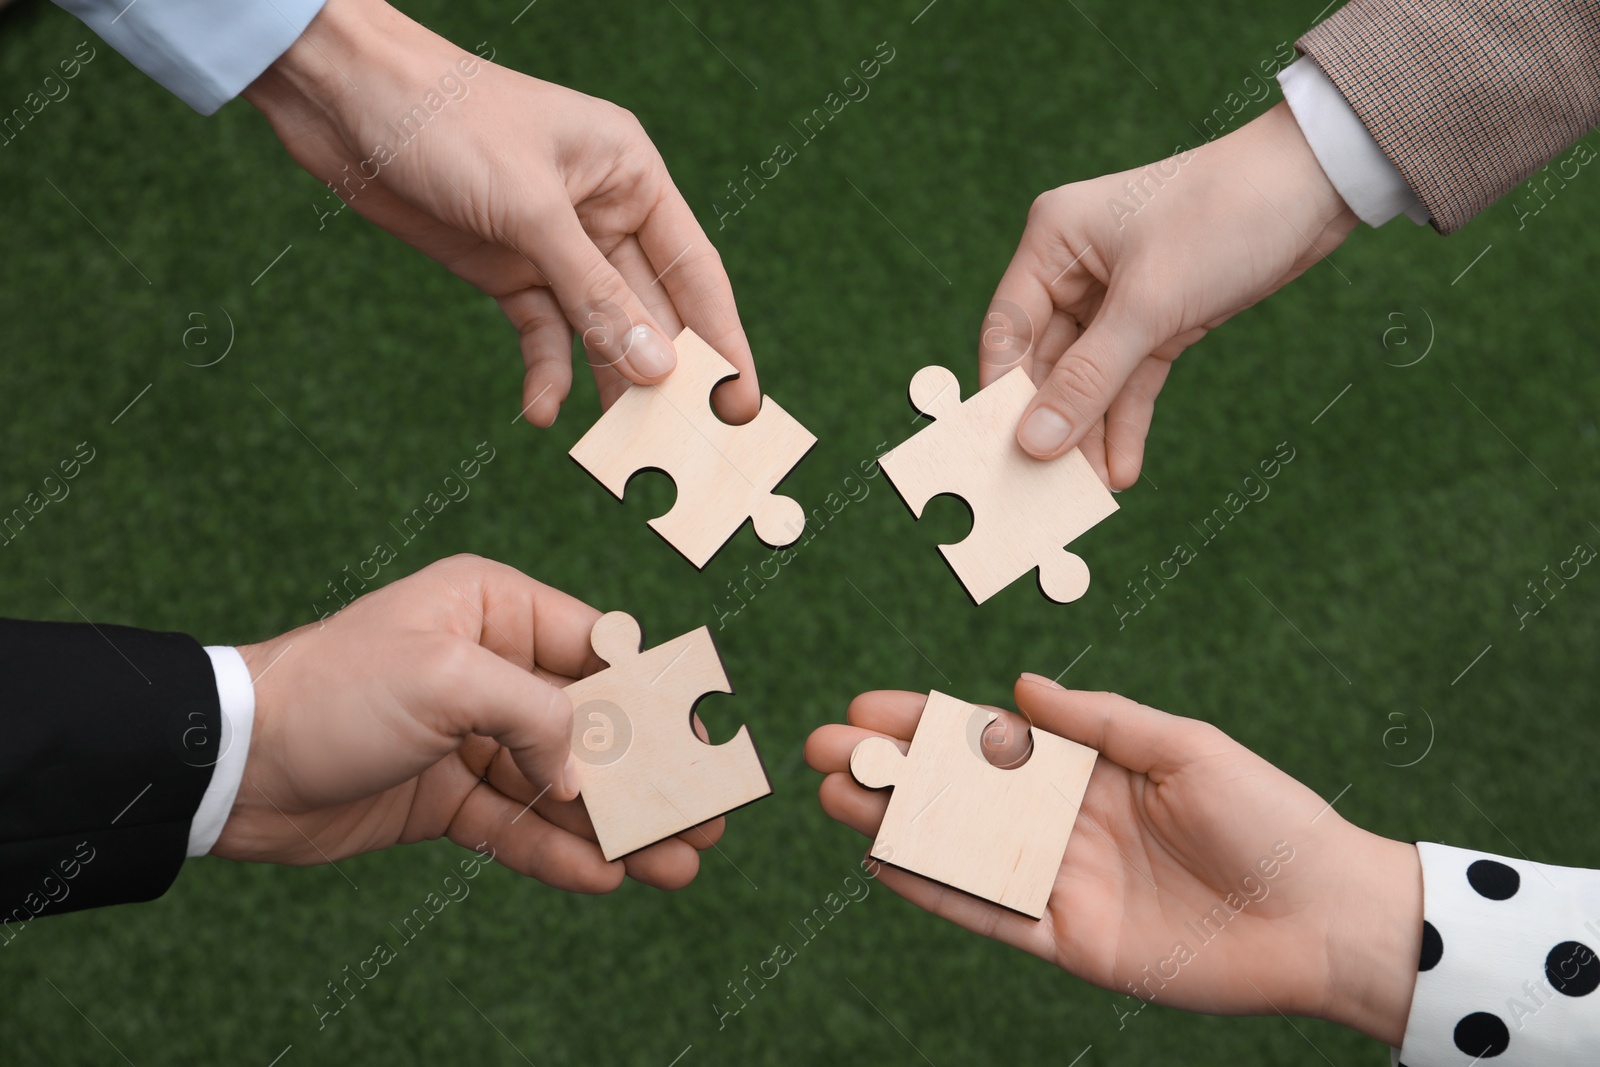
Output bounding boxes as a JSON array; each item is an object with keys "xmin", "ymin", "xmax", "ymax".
[{"xmin": 1397, "ymin": 842, "xmax": 1600, "ymax": 1064}]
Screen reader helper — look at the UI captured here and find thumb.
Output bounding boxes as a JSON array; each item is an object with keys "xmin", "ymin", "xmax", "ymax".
[
  {"xmin": 449, "ymin": 645, "xmax": 579, "ymax": 801},
  {"xmin": 1014, "ymin": 674, "xmax": 1202, "ymax": 776},
  {"xmin": 1016, "ymin": 299, "xmax": 1155, "ymax": 459},
  {"xmin": 523, "ymin": 207, "xmax": 678, "ymax": 386}
]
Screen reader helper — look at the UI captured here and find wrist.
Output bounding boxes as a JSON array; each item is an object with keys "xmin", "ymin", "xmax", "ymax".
[
  {"xmin": 1318, "ymin": 828, "xmax": 1422, "ymax": 1045},
  {"xmin": 1242, "ymin": 100, "xmax": 1360, "ymax": 238},
  {"xmin": 242, "ymin": 0, "xmax": 412, "ymax": 123}
]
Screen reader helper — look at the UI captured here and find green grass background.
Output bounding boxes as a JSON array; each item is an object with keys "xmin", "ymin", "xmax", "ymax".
[{"xmin": 2, "ymin": 0, "xmax": 1598, "ymax": 1063}]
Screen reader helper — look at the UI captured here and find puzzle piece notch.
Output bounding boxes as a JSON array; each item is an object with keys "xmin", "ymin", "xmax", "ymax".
[
  {"xmin": 569, "ymin": 328, "xmax": 817, "ymax": 568},
  {"xmin": 848, "ymin": 690, "xmax": 1097, "ymax": 919},
  {"xmin": 848, "ymin": 735, "xmax": 909, "ymax": 790},
  {"xmin": 751, "ymin": 492, "xmax": 806, "ymax": 550},
  {"xmin": 565, "ymin": 611, "xmax": 771, "ymax": 860},
  {"xmin": 879, "ymin": 365, "xmax": 1118, "ymax": 605},
  {"xmin": 907, "ymin": 364, "xmax": 966, "ymax": 424},
  {"xmin": 587, "ymin": 610, "xmax": 644, "ymax": 668}
]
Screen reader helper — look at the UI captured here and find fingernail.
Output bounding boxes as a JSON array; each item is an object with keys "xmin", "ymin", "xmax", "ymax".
[
  {"xmin": 623, "ymin": 324, "xmax": 675, "ymax": 379},
  {"xmin": 1018, "ymin": 407, "xmax": 1072, "ymax": 456},
  {"xmin": 1020, "ymin": 671, "xmax": 1066, "ymax": 691},
  {"xmin": 561, "ymin": 753, "xmax": 582, "ymax": 797}
]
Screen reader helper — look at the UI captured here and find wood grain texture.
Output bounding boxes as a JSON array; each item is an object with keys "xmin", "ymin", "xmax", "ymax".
[
  {"xmin": 878, "ymin": 365, "xmax": 1118, "ymax": 604},
  {"xmin": 564, "ymin": 612, "xmax": 771, "ymax": 860},
  {"xmin": 569, "ymin": 328, "xmax": 817, "ymax": 568},
  {"xmin": 850, "ymin": 690, "xmax": 1097, "ymax": 919}
]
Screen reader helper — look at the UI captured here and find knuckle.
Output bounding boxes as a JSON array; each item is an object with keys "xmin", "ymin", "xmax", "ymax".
[
  {"xmin": 541, "ymin": 685, "xmax": 574, "ymax": 736},
  {"xmin": 427, "ymin": 553, "xmax": 488, "ymax": 584},
  {"xmin": 510, "ymin": 299, "xmax": 568, "ymax": 336},
  {"xmin": 1048, "ymin": 355, "xmax": 1113, "ymax": 409},
  {"xmin": 686, "ymin": 240, "xmax": 725, "ymax": 275},
  {"xmin": 576, "ymin": 270, "xmax": 632, "ymax": 332},
  {"xmin": 1026, "ymin": 189, "xmax": 1059, "ymax": 225},
  {"xmin": 1181, "ymin": 718, "xmax": 1232, "ymax": 751},
  {"xmin": 607, "ymin": 102, "xmax": 644, "ymax": 134},
  {"xmin": 420, "ymin": 637, "xmax": 480, "ymax": 699}
]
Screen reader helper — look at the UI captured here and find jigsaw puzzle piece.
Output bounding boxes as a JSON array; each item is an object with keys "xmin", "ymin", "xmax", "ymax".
[
  {"xmin": 849, "ymin": 690, "xmax": 1097, "ymax": 918},
  {"xmin": 939, "ymin": 439, "xmax": 1107, "ymax": 604},
  {"xmin": 646, "ymin": 396, "xmax": 814, "ymax": 567},
  {"xmin": 848, "ymin": 735, "xmax": 910, "ymax": 790},
  {"xmin": 569, "ymin": 329, "xmax": 816, "ymax": 568},
  {"xmin": 568, "ymin": 331, "xmax": 733, "ymax": 499},
  {"xmin": 565, "ymin": 612, "xmax": 771, "ymax": 860},
  {"xmin": 876, "ymin": 366, "xmax": 969, "ymax": 515},
  {"xmin": 879, "ymin": 365, "xmax": 1117, "ymax": 604}
]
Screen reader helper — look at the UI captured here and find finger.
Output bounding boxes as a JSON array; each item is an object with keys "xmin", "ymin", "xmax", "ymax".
[
  {"xmin": 621, "ymin": 836, "xmax": 702, "ymax": 889},
  {"xmin": 499, "ymin": 755, "xmax": 703, "ymax": 890},
  {"xmin": 979, "ymin": 249, "xmax": 1054, "ymax": 387},
  {"xmin": 498, "ymin": 287, "xmax": 574, "ymax": 428},
  {"xmin": 817, "ymin": 770, "xmax": 891, "ymax": 837},
  {"xmin": 825, "ymin": 698, "xmax": 1033, "ymax": 772},
  {"xmin": 844, "ymin": 690, "xmax": 928, "ymax": 737},
  {"xmin": 1016, "ymin": 299, "xmax": 1159, "ymax": 460},
  {"xmin": 1025, "ymin": 309, "xmax": 1081, "ymax": 390},
  {"xmin": 433, "ymin": 642, "xmax": 578, "ymax": 801},
  {"xmin": 1014, "ymin": 675, "xmax": 1212, "ymax": 776},
  {"xmin": 488, "ymin": 734, "xmax": 721, "ymax": 889},
  {"xmin": 447, "ymin": 782, "xmax": 624, "ymax": 894},
  {"xmin": 817, "ymin": 779, "xmax": 1054, "ymax": 955},
  {"xmin": 609, "ymin": 233, "xmax": 684, "ymax": 338},
  {"xmin": 1078, "ymin": 418, "xmax": 1112, "ymax": 489},
  {"xmin": 520, "ymin": 206, "xmax": 678, "ymax": 386},
  {"xmin": 804, "ymin": 722, "xmax": 908, "ymax": 774},
  {"xmin": 427, "ymin": 555, "xmax": 605, "ymax": 682},
  {"xmin": 1103, "ymin": 356, "xmax": 1173, "ymax": 490},
  {"xmin": 974, "ymin": 707, "xmax": 1036, "ymax": 769},
  {"xmin": 869, "ymin": 861, "xmax": 1044, "ymax": 954},
  {"xmin": 637, "ymin": 189, "xmax": 760, "ymax": 424},
  {"xmin": 676, "ymin": 815, "xmax": 725, "ymax": 850}
]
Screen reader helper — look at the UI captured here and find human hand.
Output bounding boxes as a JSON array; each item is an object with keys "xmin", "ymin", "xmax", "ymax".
[
  {"xmin": 217, "ymin": 554, "xmax": 725, "ymax": 892},
  {"xmin": 243, "ymin": 0, "xmax": 759, "ymax": 428},
  {"xmin": 981, "ymin": 101, "xmax": 1359, "ymax": 488},
  {"xmin": 805, "ymin": 677, "xmax": 1420, "ymax": 1044}
]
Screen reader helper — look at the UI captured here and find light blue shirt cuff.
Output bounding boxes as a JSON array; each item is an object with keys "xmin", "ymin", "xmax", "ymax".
[
  {"xmin": 52, "ymin": 0, "xmax": 328, "ymax": 115},
  {"xmin": 1278, "ymin": 56, "xmax": 1429, "ymax": 228},
  {"xmin": 187, "ymin": 646, "xmax": 257, "ymax": 857}
]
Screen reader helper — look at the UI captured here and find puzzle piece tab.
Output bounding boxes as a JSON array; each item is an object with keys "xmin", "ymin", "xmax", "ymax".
[
  {"xmin": 570, "ymin": 328, "xmax": 817, "ymax": 568},
  {"xmin": 878, "ymin": 365, "xmax": 1118, "ymax": 604},
  {"xmin": 850, "ymin": 690, "xmax": 1096, "ymax": 918},
  {"xmin": 564, "ymin": 612, "xmax": 771, "ymax": 860}
]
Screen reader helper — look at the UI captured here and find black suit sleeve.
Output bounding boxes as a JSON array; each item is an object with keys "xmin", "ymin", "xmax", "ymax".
[{"xmin": 0, "ymin": 619, "xmax": 220, "ymax": 926}]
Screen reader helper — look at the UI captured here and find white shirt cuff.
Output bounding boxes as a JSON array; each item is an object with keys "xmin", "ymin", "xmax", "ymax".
[
  {"xmin": 52, "ymin": 0, "xmax": 328, "ymax": 115},
  {"xmin": 187, "ymin": 646, "xmax": 256, "ymax": 857},
  {"xmin": 1278, "ymin": 56, "xmax": 1429, "ymax": 228}
]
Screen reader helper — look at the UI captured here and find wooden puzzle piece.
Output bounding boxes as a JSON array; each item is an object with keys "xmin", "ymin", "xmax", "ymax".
[
  {"xmin": 562, "ymin": 612, "xmax": 771, "ymax": 860},
  {"xmin": 878, "ymin": 365, "xmax": 1118, "ymax": 604},
  {"xmin": 569, "ymin": 328, "xmax": 817, "ymax": 568},
  {"xmin": 849, "ymin": 690, "xmax": 1097, "ymax": 918}
]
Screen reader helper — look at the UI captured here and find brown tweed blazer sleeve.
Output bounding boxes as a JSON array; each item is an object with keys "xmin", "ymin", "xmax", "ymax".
[{"xmin": 1297, "ymin": 1, "xmax": 1600, "ymax": 233}]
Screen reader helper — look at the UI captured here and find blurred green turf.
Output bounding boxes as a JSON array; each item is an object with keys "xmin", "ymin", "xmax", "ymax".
[{"xmin": 2, "ymin": 0, "xmax": 1598, "ymax": 1063}]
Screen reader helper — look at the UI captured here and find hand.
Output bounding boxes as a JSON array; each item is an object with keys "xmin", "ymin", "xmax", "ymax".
[
  {"xmin": 243, "ymin": 0, "xmax": 760, "ymax": 429},
  {"xmin": 216, "ymin": 554, "xmax": 725, "ymax": 892},
  {"xmin": 980, "ymin": 101, "xmax": 1359, "ymax": 488},
  {"xmin": 805, "ymin": 676, "xmax": 1421, "ymax": 1044}
]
